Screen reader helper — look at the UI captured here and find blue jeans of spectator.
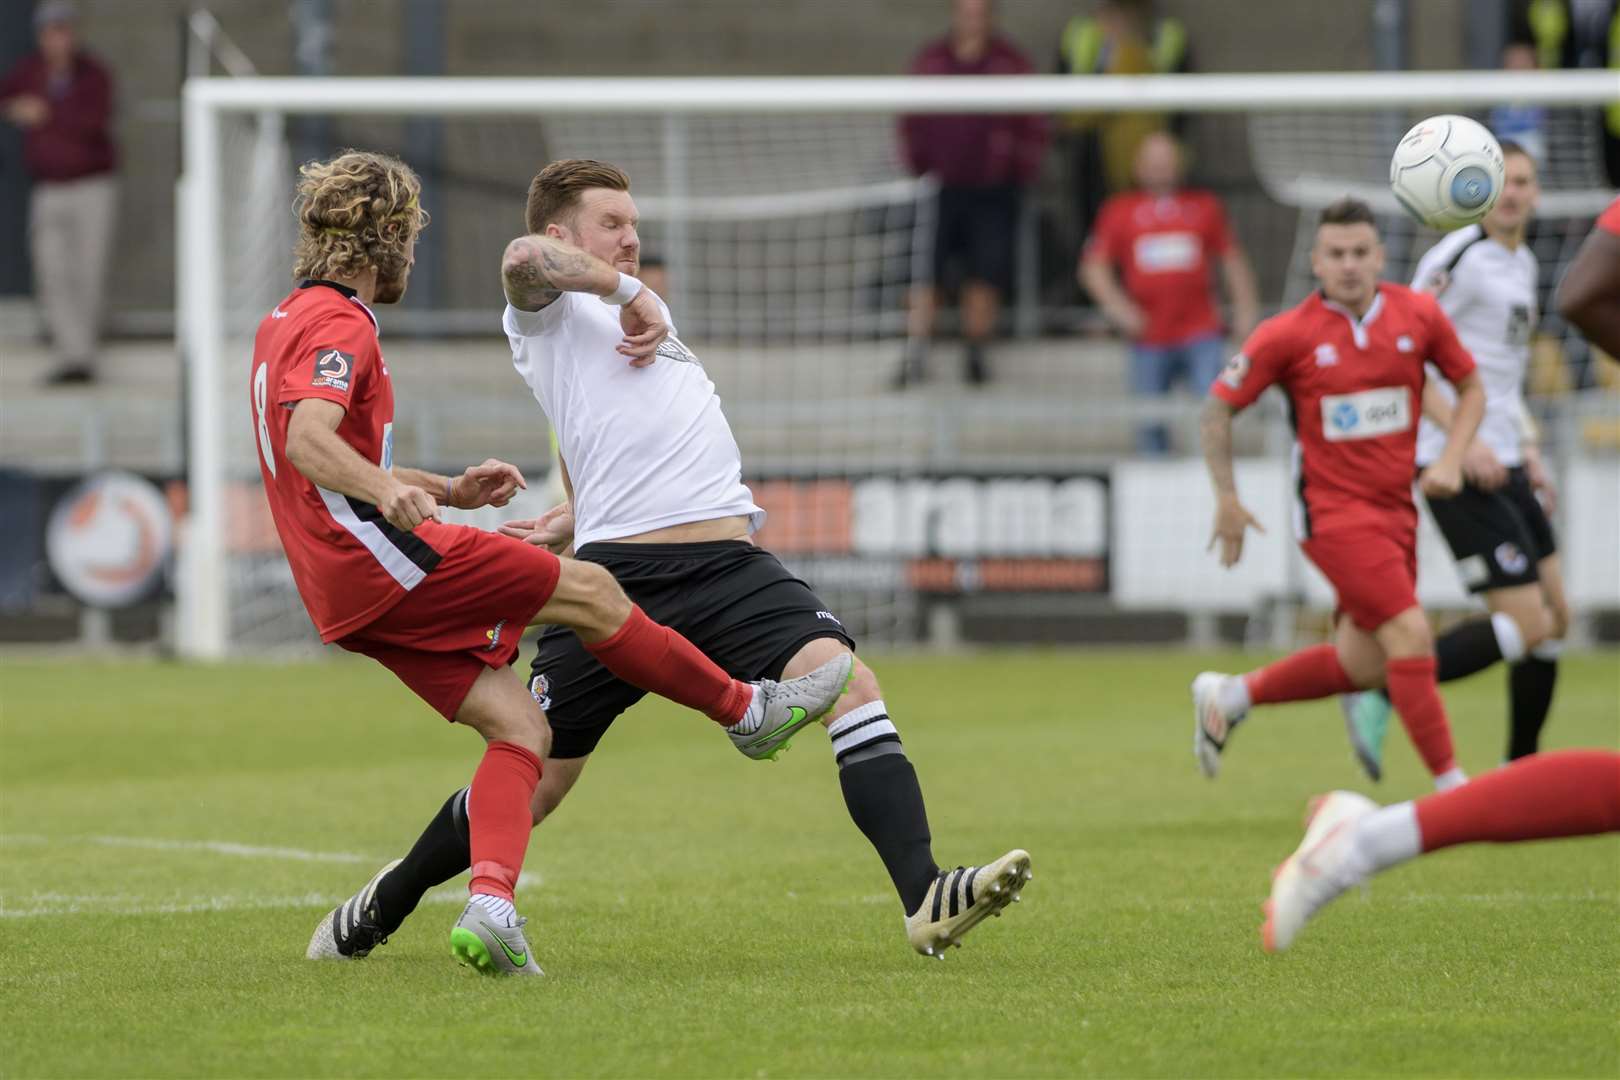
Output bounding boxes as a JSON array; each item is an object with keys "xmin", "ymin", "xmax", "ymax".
[{"xmin": 1129, "ymin": 333, "xmax": 1227, "ymax": 455}]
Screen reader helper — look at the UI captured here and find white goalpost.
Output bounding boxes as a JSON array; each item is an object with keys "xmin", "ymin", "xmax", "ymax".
[{"xmin": 177, "ymin": 70, "xmax": 1620, "ymax": 659}]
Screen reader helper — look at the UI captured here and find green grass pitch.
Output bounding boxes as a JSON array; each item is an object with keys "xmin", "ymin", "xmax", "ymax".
[{"xmin": 2, "ymin": 649, "xmax": 1617, "ymax": 1078}]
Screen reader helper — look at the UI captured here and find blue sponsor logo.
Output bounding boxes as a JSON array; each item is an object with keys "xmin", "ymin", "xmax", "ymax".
[{"xmin": 1330, "ymin": 402, "xmax": 1360, "ymax": 431}]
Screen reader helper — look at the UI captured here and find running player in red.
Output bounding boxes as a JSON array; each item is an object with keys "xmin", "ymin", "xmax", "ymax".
[
  {"xmin": 1262, "ymin": 749, "xmax": 1620, "ymax": 950},
  {"xmin": 1555, "ymin": 194, "xmax": 1620, "ymax": 361},
  {"xmin": 1192, "ymin": 197, "xmax": 1487, "ymax": 791},
  {"xmin": 254, "ymin": 151, "xmax": 852, "ymax": 976}
]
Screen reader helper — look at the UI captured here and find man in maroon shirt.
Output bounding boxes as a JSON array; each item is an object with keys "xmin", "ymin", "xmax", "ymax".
[
  {"xmin": 897, "ymin": 0, "xmax": 1048, "ymax": 387},
  {"xmin": 1, "ymin": 1, "xmax": 118, "ymax": 385}
]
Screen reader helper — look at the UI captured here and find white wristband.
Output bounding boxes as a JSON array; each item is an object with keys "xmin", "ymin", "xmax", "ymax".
[{"xmin": 600, "ymin": 272, "xmax": 642, "ymax": 306}]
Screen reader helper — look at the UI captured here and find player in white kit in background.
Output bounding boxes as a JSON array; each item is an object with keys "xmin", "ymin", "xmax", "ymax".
[
  {"xmin": 1342, "ymin": 142, "xmax": 1571, "ymax": 779},
  {"xmin": 350, "ymin": 160, "xmax": 1032, "ymax": 959}
]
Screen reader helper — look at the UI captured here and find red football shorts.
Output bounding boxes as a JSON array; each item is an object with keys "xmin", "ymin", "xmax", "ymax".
[
  {"xmin": 337, "ymin": 526, "xmax": 562, "ymax": 720},
  {"xmin": 1300, "ymin": 526, "xmax": 1419, "ymax": 633}
]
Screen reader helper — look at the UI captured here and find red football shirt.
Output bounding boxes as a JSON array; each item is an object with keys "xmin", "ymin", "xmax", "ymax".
[
  {"xmin": 1210, "ymin": 284, "xmax": 1476, "ymax": 537},
  {"xmin": 1598, "ymin": 195, "xmax": 1620, "ymax": 237},
  {"xmin": 1085, "ymin": 189, "xmax": 1234, "ymax": 346},
  {"xmin": 249, "ymin": 280, "xmax": 461, "ymax": 642}
]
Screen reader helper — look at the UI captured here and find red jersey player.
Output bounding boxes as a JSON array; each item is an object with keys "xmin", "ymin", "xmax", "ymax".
[
  {"xmin": 254, "ymin": 151, "xmax": 852, "ymax": 977},
  {"xmin": 1191, "ymin": 197, "xmax": 1486, "ymax": 791},
  {"xmin": 1555, "ymin": 194, "xmax": 1620, "ymax": 360}
]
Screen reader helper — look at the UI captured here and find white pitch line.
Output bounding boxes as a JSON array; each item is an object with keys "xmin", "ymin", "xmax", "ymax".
[
  {"xmin": 0, "ymin": 873, "xmax": 541, "ymax": 919},
  {"xmin": 0, "ymin": 833, "xmax": 541, "ymax": 918},
  {"xmin": 1, "ymin": 833, "xmax": 376, "ymax": 864}
]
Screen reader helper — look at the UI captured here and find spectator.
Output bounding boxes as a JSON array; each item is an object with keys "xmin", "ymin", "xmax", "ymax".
[
  {"xmin": 1, "ymin": 1, "xmax": 117, "ymax": 385},
  {"xmin": 1515, "ymin": 0, "xmax": 1620, "ymax": 184},
  {"xmin": 1056, "ymin": 0, "xmax": 1186, "ymax": 247},
  {"xmin": 1489, "ymin": 42, "xmax": 1550, "ymax": 165},
  {"xmin": 896, "ymin": 0, "xmax": 1047, "ymax": 388},
  {"xmin": 1079, "ymin": 132, "xmax": 1258, "ymax": 454},
  {"xmin": 637, "ymin": 253, "xmax": 669, "ymax": 302}
]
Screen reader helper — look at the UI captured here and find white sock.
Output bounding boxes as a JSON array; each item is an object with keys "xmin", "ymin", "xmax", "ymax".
[
  {"xmin": 1216, "ymin": 676, "xmax": 1251, "ymax": 718},
  {"xmin": 1434, "ymin": 766, "xmax": 1468, "ymax": 792},
  {"xmin": 1531, "ymin": 638, "xmax": 1564, "ymax": 662},
  {"xmin": 730, "ymin": 686, "xmax": 764, "ymax": 735},
  {"xmin": 470, "ymin": 892, "xmax": 517, "ymax": 927},
  {"xmin": 827, "ymin": 700, "xmax": 900, "ymax": 764},
  {"xmin": 1490, "ymin": 611, "xmax": 1526, "ymax": 663},
  {"xmin": 1350, "ymin": 801, "xmax": 1422, "ymax": 876}
]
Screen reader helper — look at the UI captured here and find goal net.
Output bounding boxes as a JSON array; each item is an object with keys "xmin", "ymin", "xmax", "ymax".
[{"xmin": 178, "ymin": 72, "xmax": 1620, "ymax": 658}]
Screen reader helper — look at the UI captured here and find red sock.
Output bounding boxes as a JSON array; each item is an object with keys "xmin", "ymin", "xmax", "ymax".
[
  {"xmin": 467, "ymin": 740, "xmax": 542, "ymax": 901},
  {"xmin": 1384, "ymin": 655, "xmax": 1457, "ymax": 778},
  {"xmin": 585, "ymin": 605, "xmax": 751, "ymax": 725},
  {"xmin": 1244, "ymin": 644, "xmax": 1356, "ymax": 705},
  {"xmin": 1417, "ymin": 750, "xmax": 1620, "ymax": 852}
]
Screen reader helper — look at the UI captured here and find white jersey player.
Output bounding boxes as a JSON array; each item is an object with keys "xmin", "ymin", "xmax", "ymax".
[{"xmin": 1342, "ymin": 142, "xmax": 1572, "ymax": 778}]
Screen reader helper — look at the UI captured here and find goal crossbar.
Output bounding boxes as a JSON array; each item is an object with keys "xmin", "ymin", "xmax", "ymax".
[{"xmin": 182, "ymin": 70, "xmax": 1620, "ymax": 116}]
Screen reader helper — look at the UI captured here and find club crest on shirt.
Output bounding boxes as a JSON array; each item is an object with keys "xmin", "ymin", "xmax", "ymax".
[
  {"xmin": 312, "ymin": 348, "xmax": 353, "ymax": 392},
  {"xmin": 655, "ymin": 334, "xmax": 701, "ymax": 367},
  {"xmin": 1396, "ymin": 335, "xmax": 1414, "ymax": 353},
  {"xmin": 1314, "ymin": 343, "xmax": 1339, "ymax": 367},
  {"xmin": 1220, "ymin": 352, "xmax": 1250, "ymax": 388}
]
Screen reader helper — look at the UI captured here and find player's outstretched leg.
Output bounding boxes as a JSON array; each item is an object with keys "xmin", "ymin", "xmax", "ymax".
[
  {"xmin": 543, "ymin": 562, "xmax": 849, "ymax": 746},
  {"xmin": 1263, "ymin": 749, "xmax": 1620, "ymax": 951}
]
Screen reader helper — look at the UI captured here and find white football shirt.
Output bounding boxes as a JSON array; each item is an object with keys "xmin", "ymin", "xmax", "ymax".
[
  {"xmin": 503, "ymin": 290, "xmax": 764, "ymax": 548},
  {"xmin": 1410, "ymin": 224, "xmax": 1537, "ymax": 467}
]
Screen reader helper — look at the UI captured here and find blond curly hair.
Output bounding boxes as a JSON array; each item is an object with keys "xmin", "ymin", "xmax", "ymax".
[{"xmin": 292, "ymin": 150, "xmax": 429, "ymax": 282}]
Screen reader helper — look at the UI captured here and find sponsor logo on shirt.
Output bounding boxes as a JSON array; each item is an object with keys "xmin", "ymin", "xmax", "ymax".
[
  {"xmin": 1493, "ymin": 541, "xmax": 1529, "ymax": 576},
  {"xmin": 312, "ymin": 348, "xmax": 353, "ymax": 392},
  {"xmin": 816, "ymin": 610, "xmax": 844, "ymax": 625},
  {"xmin": 272, "ymin": 306, "xmax": 289, "ymax": 319},
  {"xmin": 1220, "ymin": 353, "xmax": 1250, "ymax": 388},
  {"xmin": 1132, "ymin": 231, "xmax": 1199, "ymax": 273},
  {"xmin": 1314, "ymin": 344, "xmax": 1339, "ymax": 367},
  {"xmin": 1320, "ymin": 386, "xmax": 1411, "ymax": 441}
]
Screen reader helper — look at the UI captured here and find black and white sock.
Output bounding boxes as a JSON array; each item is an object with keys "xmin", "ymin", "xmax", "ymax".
[
  {"xmin": 829, "ymin": 701, "xmax": 940, "ymax": 916},
  {"xmin": 1435, "ymin": 611, "xmax": 1524, "ymax": 682},
  {"xmin": 373, "ymin": 787, "xmax": 472, "ymax": 934},
  {"xmin": 1507, "ymin": 639, "xmax": 1561, "ymax": 760}
]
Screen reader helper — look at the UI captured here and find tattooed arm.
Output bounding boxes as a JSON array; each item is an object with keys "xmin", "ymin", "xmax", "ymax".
[
  {"xmin": 501, "ymin": 234, "xmax": 670, "ymax": 362},
  {"xmin": 500, "ymin": 234, "xmax": 622, "ymax": 311}
]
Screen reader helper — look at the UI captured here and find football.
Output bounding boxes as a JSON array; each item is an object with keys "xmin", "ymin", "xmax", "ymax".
[{"xmin": 1389, "ymin": 114, "xmax": 1506, "ymax": 231}]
